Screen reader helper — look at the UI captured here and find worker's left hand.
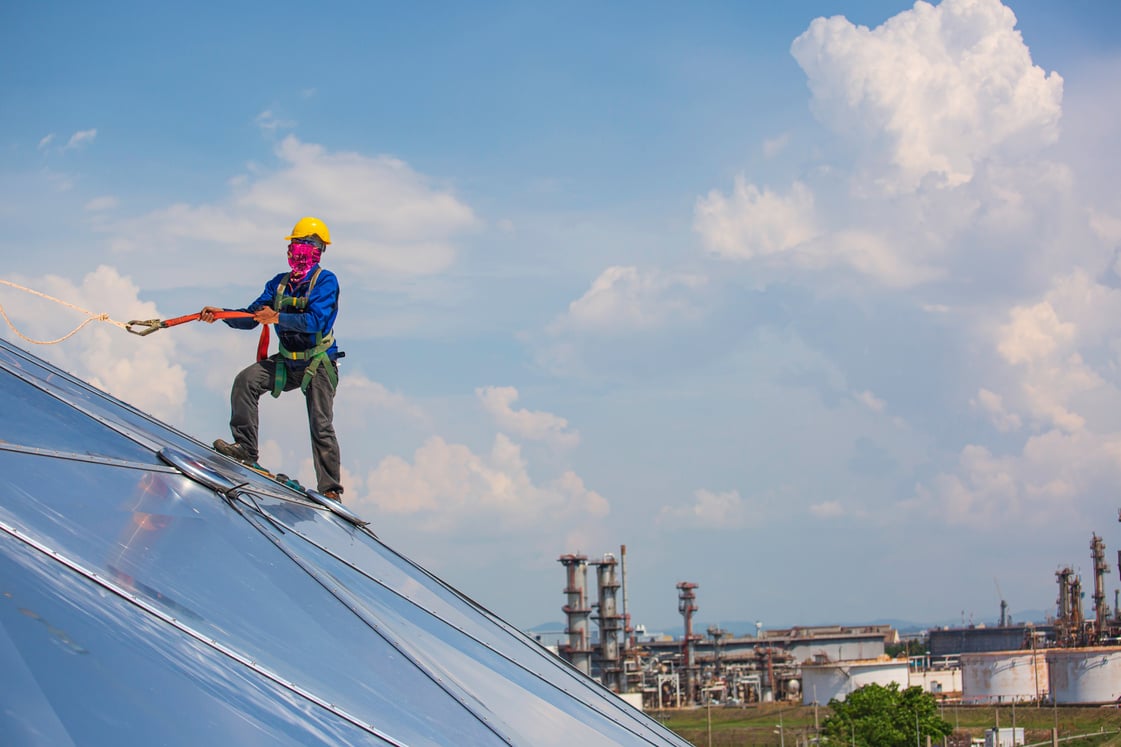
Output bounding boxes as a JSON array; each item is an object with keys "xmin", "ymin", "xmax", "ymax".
[{"xmin": 253, "ymin": 308, "xmax": 280, "ymax": 326}]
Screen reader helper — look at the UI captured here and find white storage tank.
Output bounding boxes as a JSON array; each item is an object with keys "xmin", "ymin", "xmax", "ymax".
[
  {"xmin": 801, "ymin": 658, "xmax": 909, "ymax": 704},
  {"xmin": 961, "ymin": 651, "xmax": 1047, "ymax": 704},
  {"xmin": 1046, "ymin": 647, "xmax": 1121, "ymax": 705}
]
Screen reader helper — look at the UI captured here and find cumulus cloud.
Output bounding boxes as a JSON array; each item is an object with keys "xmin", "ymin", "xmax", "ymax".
[
  {"xmin": 341, "ymin": 374, "xmax": 425, "ymax": 420},
  {"xmin": 107, "ymin": 134, "xmax": 479, "ymax": 286},
  {"xmin": 241, "ymin": 135, "xmax": 477, "ymax": 243},
  {"xmin": 972, "ymin": 388, "xmax": 1021, "ymax": 432},
  {"xmin": 0, "ymin": 266, "xmax": 187, "ymax": 423},
  {"xmin": 934, "ymin": 271, "xmax": 1121, "ymax": 521},
  {"xmin": 997, "ymin": 300, "xmax": 1075, "ymax": 365},
  {"xmin": 911, "ymin": 430, "xmax": 1121, "ymax": 528},
  {"xmin": 657, "ymin": 489, "xmax": 752, "ymax": 530},
  {"xmin": 988, "ymin": 272, "xmax": 1121, "ymax": 434},
  {"xmin": 476, "ymin": 386, "xmax": 579, "ymax": 448},
  {"xmin": 552, "ymin": 266, "xmax": 708, "ymax": 333},
  {"xmin": 694, "ymin": 184, "xmax": 943, "ymax": 286},
  {"xmin": 791, "ymin": 0, "xmax": 1062, "ymax": 192},
  {"xmin": 358, "ymin": 434, "xmax": 608, "ymax": 534},
  {"xmin": 695, "ymin": 179, "xmax": 818, "ymax": 259},
  {"xmin": 532, "ymin": 265, "xmax": 714, "ymax": 378},
  {"xmin": 686, "ymin": 0, "xmax": 1121, "ymax": 543},
  {"xmin": 697, "ymin": 1, "xmax": 1069, "ymax": 292}
]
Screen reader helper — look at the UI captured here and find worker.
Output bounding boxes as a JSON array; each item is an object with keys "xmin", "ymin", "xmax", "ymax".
[{"xmin": 201, "ymin": 216, "xmax": 344, "ymax": 501}]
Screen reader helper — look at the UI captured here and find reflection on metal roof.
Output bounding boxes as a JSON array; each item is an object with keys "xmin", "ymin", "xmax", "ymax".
[{"xmin": 0, "ymin": 339, "xmax": 690, "ymax": 746}]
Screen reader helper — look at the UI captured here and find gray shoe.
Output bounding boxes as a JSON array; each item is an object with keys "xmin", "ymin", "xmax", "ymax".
[{"xmin": 213, "ymin": 438, "xmax": 255, "ymax": 464}]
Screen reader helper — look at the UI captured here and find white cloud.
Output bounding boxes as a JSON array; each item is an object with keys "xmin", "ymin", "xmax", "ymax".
[
  {"xmin": 854, "ymin": 390, "xmax": 886, "ymax": 413},
  {"xmin": 694, "ymin": 181, "xmax": 943, "ymax": 286},
  {"xmin": 242, "ymin": 135, "xmax": 478, "ymax": 242},
  {"xmin": 476, "ymin": 386, "xmax": 579, "ymax": 448},
  {"xmin": 255, "ymin": 110, "xmax": 295, "ymax": 132},
  {"xmin": 695, "ymin": 179, "xmax": 818, "ymax": 259},
  {"xmin": 763, "ymin": 133, "xmax": 791, "ymax": 157},
  {"xmin": 988, "ymin": 272, "xmax": 1121, "ymax": 434},
  {"xmin": 38, "ymin": 134, "xmax": 54, "ymax": 150},
  {"xmin": 1, "ymin": 266, "xmax": 187, "ymax": 423},
  {"xmin": 912, "ymin": 429, "xmax": 1121, "ymax": 528},
  {"xmin": 656, "ymin": 489, "xmax": 750, "ymax": 530},
  {"xmin": 84, "ymin": 195, "xmax": 118, "ymax": 212},
  {"xmin": 824, "ymin": 230, "xmax": 945, "ymax": 288},
  {"xmin": 791, "ymin": 0, "xmax": 1062, "ymax": 193},
  {"xmin": 810, "ymin": 500, "xmax": 844, "ymax": 518},
  {"xmin": 341, "ymin": 374, "xmax": 425, "ymax": 420},
  {"xmin": 997, "ymin": 300, "xmax": 1075, "ymax": 365},
  {"xmin": 931, "ymin": 268, "xmax": 1121, "ymax": 519},
  {"xmin": 973, "ymin": 388, "xmax": 1021, "ymax": 432},
  {"xmin": 553, "ymin": 266, "xmax": 708, "ymax": 333},
  {"xmin": 358, "ymin": 434, "xmax": 608, "ymax": 533},
  {"xmin": 64, "ymin": 129, "xmax": 97, "ymax": 151},
  {"xmin": 106, "ymin": 135, "xmax": 479, "ymax": 287}
]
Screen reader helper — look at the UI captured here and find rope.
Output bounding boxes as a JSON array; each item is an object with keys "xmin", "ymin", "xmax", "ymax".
[{"xmin": 0, "ymin": 278, "xmax": 131, "ymax": 345}]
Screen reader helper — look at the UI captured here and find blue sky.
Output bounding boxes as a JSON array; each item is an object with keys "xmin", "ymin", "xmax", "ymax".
[{"xmin": 4, "ymin": 0, "xmax": 1121, "ymax": 633}]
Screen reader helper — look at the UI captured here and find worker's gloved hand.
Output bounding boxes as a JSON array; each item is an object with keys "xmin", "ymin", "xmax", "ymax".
[
  {"xmin": 200, "ymin": 306, "xmax": 224, "ymax": 323},
  {"xmin": 253, "ymin": 307, "xmax": 280, "ymax": 326}
]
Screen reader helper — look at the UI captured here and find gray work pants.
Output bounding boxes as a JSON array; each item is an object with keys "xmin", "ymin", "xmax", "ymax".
[{"xmin": 229, "ymin": 356, "xmax": 342, "ymax": 495}]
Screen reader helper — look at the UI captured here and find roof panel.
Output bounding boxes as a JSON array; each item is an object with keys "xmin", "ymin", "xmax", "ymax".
[
  {"xmin": 0, "ymin": 451, "xmax": 503, "ymax": 746},
  {"xmin": 0, "ymin": 337, "xmax": 691, "ymax": 746},
  {"xmin": 0, "ymin": 531, "xmax": 392, "ymax": 746},
  {"xmin": 254, "ymin": 492, "xmax": 682, "ymax": 743},
  {"xmin": 0, "ymin": 368, "xmax": 157, "ymax": 463}
]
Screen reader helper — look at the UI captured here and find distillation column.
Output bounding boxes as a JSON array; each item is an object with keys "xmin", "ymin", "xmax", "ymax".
[
  {"xmin": 1092, "ymin": 534, "xmax": 1110, "ymax": 641},
  {"xmin": 592, "ymin": 553, "xmax": 623, "ymax": 691},
  {"xmin": 677, "ymin": 582, "xmax": 699, "ymax": 705},
  {"xmin": 559, "ymin": 554, "xmax": 592, "ymax": 675}
]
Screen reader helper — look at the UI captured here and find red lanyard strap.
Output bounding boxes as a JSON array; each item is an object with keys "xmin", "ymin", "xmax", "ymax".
[{"xmin": 125, "ymin": 310, "xmax": 254, "ymax": 336}]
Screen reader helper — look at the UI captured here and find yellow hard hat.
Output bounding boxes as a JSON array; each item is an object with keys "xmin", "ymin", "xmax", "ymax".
[{"xmin": 285, "ymin": 216, "xmax": 332, "ymax": 245}]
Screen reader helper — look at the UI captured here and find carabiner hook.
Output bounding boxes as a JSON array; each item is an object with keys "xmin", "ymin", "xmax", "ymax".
[{"xmin": 125, "ymin": 319, "xmax": 164, "ymax": 336}]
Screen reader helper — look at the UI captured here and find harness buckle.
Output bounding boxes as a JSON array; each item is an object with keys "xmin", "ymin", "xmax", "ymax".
[{"xmin": 125, "ymin": 319, "xmax": 164, "ymax": 336}]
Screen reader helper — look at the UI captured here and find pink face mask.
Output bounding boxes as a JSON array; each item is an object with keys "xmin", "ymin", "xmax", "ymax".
[{"xmin": 287, "ymin": 242, "xmax": 322, "ymax": 281}]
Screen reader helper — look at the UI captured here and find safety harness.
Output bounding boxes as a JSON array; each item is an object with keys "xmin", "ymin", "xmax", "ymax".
[{"xmin": 269, "ymin": 268, "xmax": 338, "ymax": 398}]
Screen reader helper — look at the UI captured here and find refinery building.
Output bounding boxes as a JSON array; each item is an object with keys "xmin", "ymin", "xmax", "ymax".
[{"xmin": 552, "ymin": 532, "xmax": 1121, "ymax": 709}]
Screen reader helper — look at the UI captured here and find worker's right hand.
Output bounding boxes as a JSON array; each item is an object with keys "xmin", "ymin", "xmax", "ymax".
[{"xmin": 199, "ymin": 306, "xmax": 224, "ymax": 323}]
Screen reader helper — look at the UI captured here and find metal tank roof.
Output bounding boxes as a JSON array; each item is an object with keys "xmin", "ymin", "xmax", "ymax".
[{"xmin": 0, "ymin": 338, "xmax": 690, "ymax": 746}]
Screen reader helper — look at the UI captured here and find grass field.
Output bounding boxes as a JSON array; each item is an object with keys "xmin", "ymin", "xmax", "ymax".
[{"xmin": 653, "ymin": 702, "xmax": 1121, "ymax": 747}]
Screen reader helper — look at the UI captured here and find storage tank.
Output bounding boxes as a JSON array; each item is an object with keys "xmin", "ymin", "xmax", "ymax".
[
  {"xmin": 800, "ymin": 659, "xmax": 908, "ymax": 705},
  {"xmin": 961, "ymin": 651, "xmax": 1047, "ymax": 704},
  {"xmin": 1046, "ymin": 647, "xmax": 1121, "ymax": 704}
]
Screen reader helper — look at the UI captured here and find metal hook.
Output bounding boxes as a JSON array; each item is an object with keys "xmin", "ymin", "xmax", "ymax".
[{"xmin": 125, "ymin": 319, "xmax": 164, "ymax": 336}]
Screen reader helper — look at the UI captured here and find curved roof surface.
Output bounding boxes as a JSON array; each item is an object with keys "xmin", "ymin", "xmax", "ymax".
[{"xmin": 0, "ymin": 338, "xmax": 690, "ymax": 746}]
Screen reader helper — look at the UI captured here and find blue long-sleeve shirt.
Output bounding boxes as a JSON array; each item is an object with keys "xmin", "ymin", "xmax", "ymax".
[{"xmin": 224, "ymin": 267, "xmax": 340, "ymax": 364}]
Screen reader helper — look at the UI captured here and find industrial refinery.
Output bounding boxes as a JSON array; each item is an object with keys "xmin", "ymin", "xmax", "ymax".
[{"xmin": 552, "ymin": 527, "xmax": 1121, "ymax": 711}]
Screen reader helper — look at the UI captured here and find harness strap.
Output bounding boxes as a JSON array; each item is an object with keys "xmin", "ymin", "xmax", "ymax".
[{"xmin": 268, "ymin": 268, "xmax": 337, "ymax": 397}]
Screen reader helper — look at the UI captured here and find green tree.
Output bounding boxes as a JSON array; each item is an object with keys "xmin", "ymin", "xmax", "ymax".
[
  {"xmin": 821, "ymin": 683, "xmax": 952, "ymax": 747},
  {"xmin": 885, "ymin": 639, "xmax": 928, "ymax": 658}
]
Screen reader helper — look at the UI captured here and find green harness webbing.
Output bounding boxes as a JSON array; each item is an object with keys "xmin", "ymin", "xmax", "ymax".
[{"xmin": 269, "ymin": 268, "xmax": 339, "ymax": 397}]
